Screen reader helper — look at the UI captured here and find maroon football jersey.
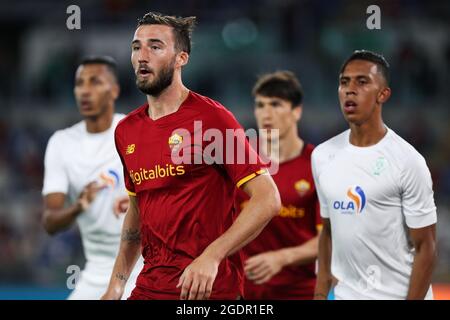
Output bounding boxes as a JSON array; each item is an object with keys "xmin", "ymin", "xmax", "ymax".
[
  {"xmin": 115, "ymin": 91, "xmax": 267, "ymax": 299},
  {"xmin": 236, "ymin": 144, "xmax": 321, "ymax": 299}
]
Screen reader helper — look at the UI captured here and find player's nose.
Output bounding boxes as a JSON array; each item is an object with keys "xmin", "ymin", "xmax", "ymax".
[
  {"xmin": 80, "ymin": 86, "xmax": 92, "ymax": 96},
  {"xmin": 262, "ymin": 106, "xmax": 275, "ymax": 118},
  {"xmin": 262, "ymin": 112, "xmax": 272, "ymax": 120},
  {"xmin": 345, "ymin": 81, "xmax": 357, "ymax": 95},
  {"xmin": 136, "ymin": 47, "xmax": 150, "ymax": 63},
  {"xmin": 345, "ymin": 90, "xmax": 357, "ymax": 97},
  {"xmin": 76, "ymin": 85, "xmax": 91, "ymax": 97}
]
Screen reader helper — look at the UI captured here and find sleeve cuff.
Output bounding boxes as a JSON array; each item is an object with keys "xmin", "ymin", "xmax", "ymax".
[
  {"xmin": 126, "ymin": 188, "xmax": 136, "ymax": 196},
  {"xmin": 405, "ymin": 209, "xmax": 437, "ymax": 229},
  {"xmin": 236, "ymin": 169, "xmax": 268, "ymax": 189},
  {"xmin": 319, "ymin": 207, "xmax": 330, "ymax": 218},
  {"xmin": 42, "ymin": 188, "xmax": 68, "ymax": 196}
]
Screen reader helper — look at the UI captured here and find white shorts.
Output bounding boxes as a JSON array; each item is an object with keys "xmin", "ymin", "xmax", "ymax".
[{"xmin": 67, "ymin": 258, "xmax": 143, "ymax": 300}]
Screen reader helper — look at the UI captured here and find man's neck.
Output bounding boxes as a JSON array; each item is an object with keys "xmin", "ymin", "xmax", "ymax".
[
  {"xmin": 349, "ymin": 119, "xmax": 387, "ymax": 147},
  {"xmin": 85, "ymin": 109, "xmax": 114, "ymax": 133},
  {"xmin": 147, "ymin": 81, "xmax": 189, "ymax": 120}
]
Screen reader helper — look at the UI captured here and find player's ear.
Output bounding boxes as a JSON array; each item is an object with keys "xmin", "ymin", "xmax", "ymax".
[
  {"xmin": 111, "ymin": 83, "xmax": 120, "ymax": 101},
  {"xmin": 377, "ymin": 87, "xmax": 391, "ymax": 104},
  {"xmin": 176, "ymin": 51, "xmax": 189, "ymax": 68},
  {"xmin": 293, "ymin": 105, "xmax": 302, "ymax": 121}
]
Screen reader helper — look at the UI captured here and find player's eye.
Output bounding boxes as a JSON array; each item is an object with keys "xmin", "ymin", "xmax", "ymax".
[
  {"xmin": 358, "ymin": 79, "xmax": 368, "ymax": 85},
  {"xmin": 132, "ymin": 45, "xmax": 140, "ymax": 51},
  {"xmin": 271, "ymin": 101, "xmax": 281, "ymax": 107},
  {"xmin": 151, "ymin": 45, "xmax": 161, "ymax": 51}
]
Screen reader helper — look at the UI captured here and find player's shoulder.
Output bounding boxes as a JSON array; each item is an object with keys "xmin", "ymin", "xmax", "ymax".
[
  {"xmin": 188, "ymin": 90, "xmax": 236, "ymax": 121},
  {"xmin": 311, "ymin": 130, "xmax": 349, "ymax": 175},
  {"xmin": 312, "ymin": 130, "xmax": 349, "ymax": 159},
  {"xmin": 48, "ymin": 119, "xmax": 86, "ymax": 145},
  {"xmin": 115, "ymin": 104, "xmax": 147, "ymax": 133},
  {"xmin": 383, "ymin": 127, "xmax": 427, "ymax": 166},
  {"xmin": 188, "ymin": 91, "xmax": 226, "ymax": 110}
]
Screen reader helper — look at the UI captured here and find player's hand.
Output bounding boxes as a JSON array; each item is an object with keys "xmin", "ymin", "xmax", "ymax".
[
  {"xmin": 176, "ymin": 254, "xmax": 219, "ymax": 300},
  {"xmin": 113, "ymin": 196, "xmax": 129, "ymax": 218},
  {"xmin": 244, "ymin": 250, "xmax": 285, "ymax": 284},
  {"xmin": 77, "ymin": 181, "xmax": 107, "ymax": 211}
]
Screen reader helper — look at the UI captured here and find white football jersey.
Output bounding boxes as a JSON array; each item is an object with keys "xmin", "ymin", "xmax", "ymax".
[
  {"xmin": 311, "ymin": 127, "xmax": 437, "ymax": 300},
  {"xmin": 43, "ymin": 113, "xmax": 128, "ymax": 266}
]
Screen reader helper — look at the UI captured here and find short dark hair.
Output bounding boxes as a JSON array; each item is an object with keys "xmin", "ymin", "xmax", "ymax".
[
  {"xmin": 137, "ymin": 12, "xmax": 196, "ymax": 54},
  {"xmin": 340, "ymin": 50, "xmax": 390, "ymax": 85},
  {"xmin": 79, "ymin": 55, "xmax": 118, "ymax": 82},
  {"xmin": 252, "ymin": 71, "xmax": 303, "ymax": 107}
]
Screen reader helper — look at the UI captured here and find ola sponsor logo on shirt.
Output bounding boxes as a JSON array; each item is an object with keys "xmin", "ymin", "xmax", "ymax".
[
  {"xmin": 333, "ymin": 185, "xmax": 366, "ymax": 214},
  {"xmin": 294, "ymin": 179, "xmax": 311, "ymax": 197},
  {"xmin": 129, "ymin": 164, "xmax": 185, "ymax": 185},
  {"xmin": 99, "ymin": 169, "xmax": 120, "ymax": 189},
  {"xmin": 126, "ymin": 144, "xmax": 136, "ymax": 155}
]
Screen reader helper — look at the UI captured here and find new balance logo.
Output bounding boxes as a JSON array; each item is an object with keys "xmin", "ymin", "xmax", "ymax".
[{"xmin": 126, "ymin": 144, "xmax": 135, "ymax": 155}]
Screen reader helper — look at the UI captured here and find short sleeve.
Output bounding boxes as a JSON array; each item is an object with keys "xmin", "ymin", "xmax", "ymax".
[
  {"xmin": 114, "ymin": 126, "xmax": 136, "ymax": 196},
  {"xmin": 400, "ymin": 154, "xmax": 437, "ymax": 229},
  {"xmin": 210, "ymin": 109, "xmax": 268, "ymax": 188},
  {"xmin": 311, "ymin": 150, "xmax": 330, "ymax": 219},
  {"xmin": 42, "ymin": 133, "xmax": 69, "ymax": 195}
]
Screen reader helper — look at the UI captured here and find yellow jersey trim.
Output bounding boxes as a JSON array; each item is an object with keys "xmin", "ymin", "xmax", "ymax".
[
  {"xmin": 236, "ymin": 169, "xmax": 268, "ymax": 189},
  {"xmin": 126, "ymin": 188, "xmax": 136, "ymax": 196}
]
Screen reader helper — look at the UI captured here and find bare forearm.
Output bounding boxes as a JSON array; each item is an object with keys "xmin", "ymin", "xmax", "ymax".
[
  {"xmin": 278, "ymin": 235, "xmax": 319, "ymax": 267},
  {"xmin": 104, "ymin": 195, "xmax": 141, "ymax": 300},
  {"xmin": 203, "ymin": 194, "xmax": 279, "ymax": 262},
  {"xmin": 42, "ymin": 201, "xmax": 83, "ymax": 235},
  {"xmin": 114, "ymin": 230, "xmax": 141, "ymax": 280},
  {"xmin": 406, "ymin": 224, "xmax": 437, "ymax": 300},
  {"xmin": 104, "ymin": 245, "xmax": 140, "ymax": 299},
  {"xmin": 407, "ymin": 243, "xmax": 436, "ymax": 300},
  {"xmin": 107, "ymin": 213, "xmax": 141, "ymax": 292},
  {"xmin": 108, "ymin": 247, "xmax": 140, "ymax": 293},
  {"xmin": 314, "ymin": 227, "xmax": 332, "ymax": 299}
]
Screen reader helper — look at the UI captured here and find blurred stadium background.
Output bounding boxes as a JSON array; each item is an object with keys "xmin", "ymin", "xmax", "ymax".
[{"xmin": 0, "ymin": 0, "xmax": 449, "ymax": 299}]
